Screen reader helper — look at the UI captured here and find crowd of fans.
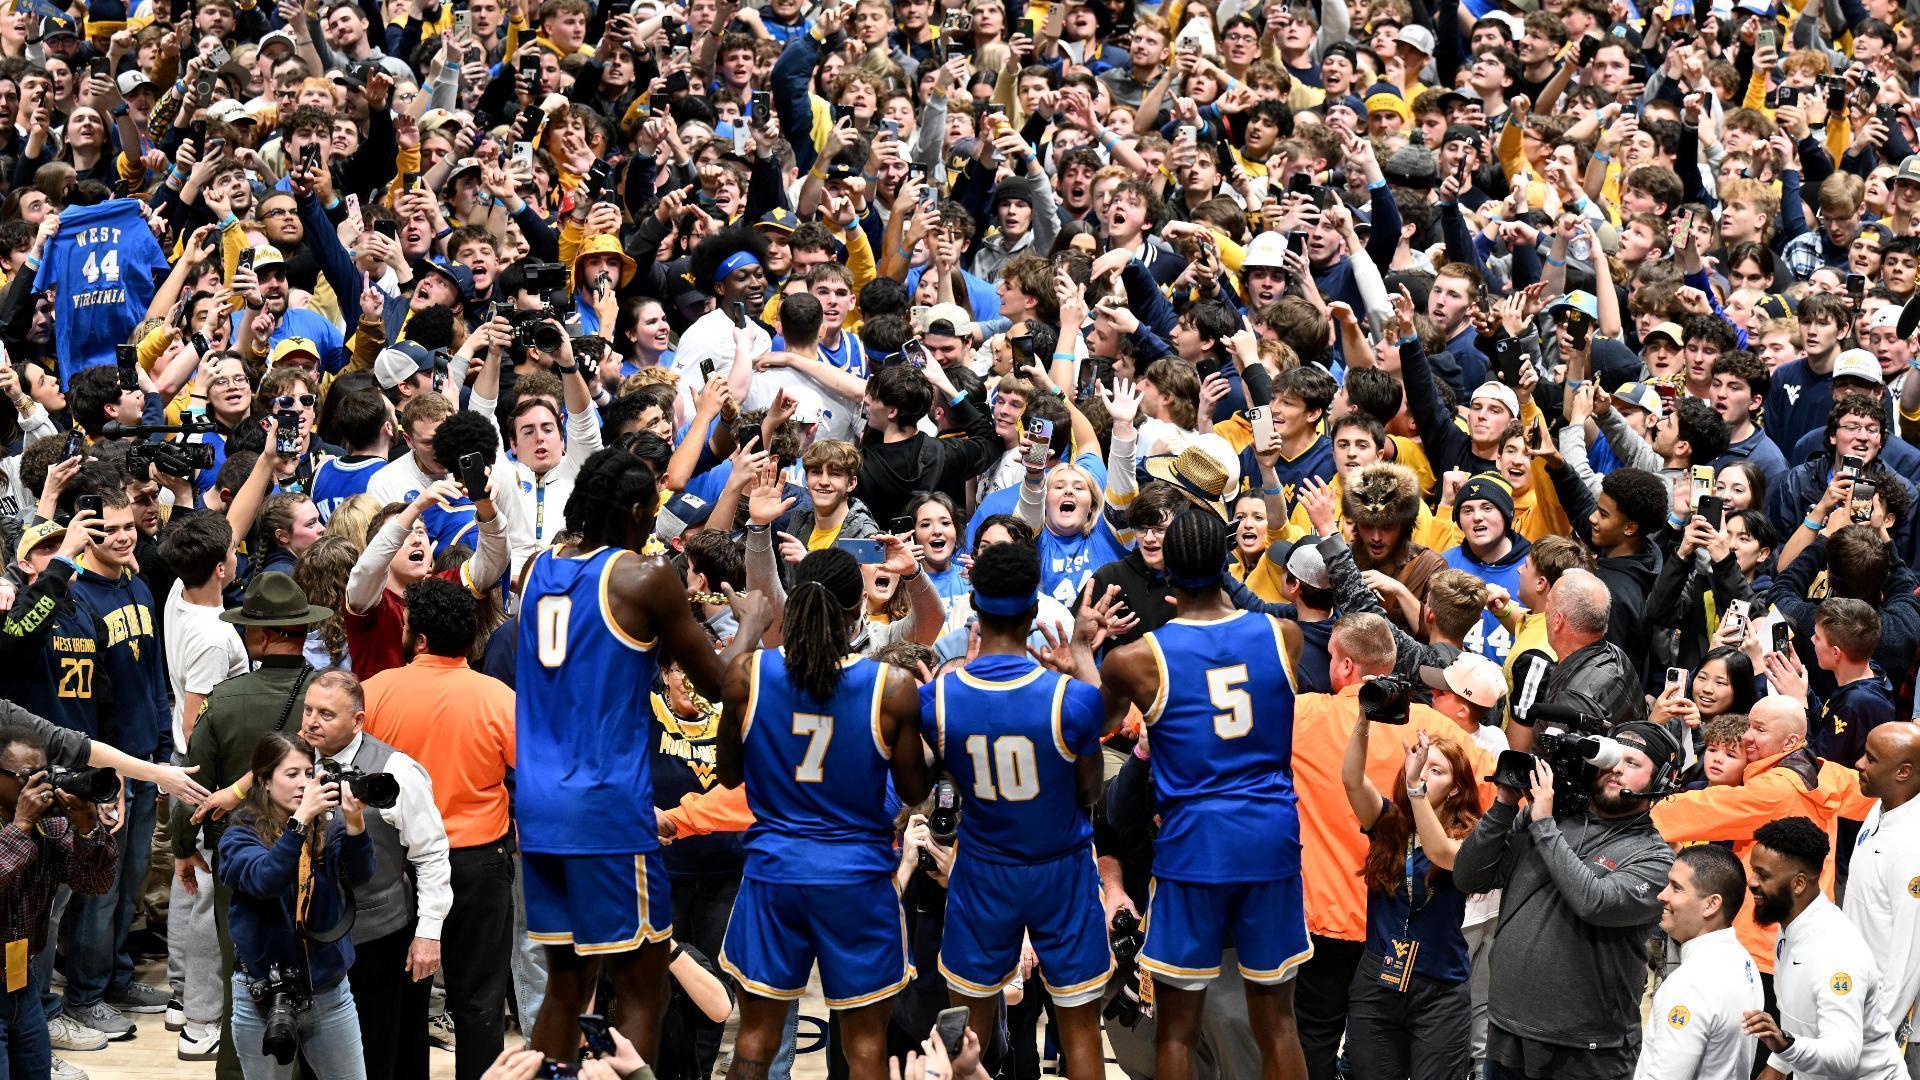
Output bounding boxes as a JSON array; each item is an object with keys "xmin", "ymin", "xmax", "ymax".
[{"xmin": 0, "ymin": 0, "xmax": 1919, "ymax": 1074}]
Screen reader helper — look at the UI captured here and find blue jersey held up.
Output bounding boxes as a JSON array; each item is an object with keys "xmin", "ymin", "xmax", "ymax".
[
  {"xmin": 1141, "ymin": 610, "xmax": 1302, "ymax": 883},
  {"xmin": 740, "ymin": 650, "xmax": 898, "ymax": 885},
  {"xmin": 514, "ymin": 546, "xmax": 662, "ymax": 856},
  {"xmin": 925, "ymin": 654, "xmax": 1102, "ymax": 864},
  {"xmin": 37, "ymin": 200, "xmax": 168, "ymax": 388}
]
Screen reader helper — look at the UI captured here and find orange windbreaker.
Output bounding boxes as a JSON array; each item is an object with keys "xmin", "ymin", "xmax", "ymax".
[{"xmin": 1650, "ymin": 750, "xmax": 1875, "ymax": 974}]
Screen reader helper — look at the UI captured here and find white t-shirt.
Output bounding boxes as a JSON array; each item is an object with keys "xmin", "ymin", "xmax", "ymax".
[{"xmin": 163, "ymin": 580, "xmax": 250, "ymax": 755}]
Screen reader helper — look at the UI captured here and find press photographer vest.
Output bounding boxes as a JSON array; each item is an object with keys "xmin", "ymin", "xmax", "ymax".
[{"xmin": 345, "ymin": 735, "xmax": 412, "ymax": 944}]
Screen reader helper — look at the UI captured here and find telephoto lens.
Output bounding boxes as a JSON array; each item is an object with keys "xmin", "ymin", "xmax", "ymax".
[{"xmin": 48, "ymin": 766, "xmax": 119, "ymax": 803}]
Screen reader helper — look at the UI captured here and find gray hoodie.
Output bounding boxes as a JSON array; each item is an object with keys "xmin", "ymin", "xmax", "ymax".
[{"xmin": 1453, "ymin": 799, "xmax": 1673, "ymax": 1054}]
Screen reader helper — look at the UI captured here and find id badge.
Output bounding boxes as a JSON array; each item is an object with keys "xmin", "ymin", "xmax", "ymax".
[
  {"xmin": 1377, "ymin": 938, "xmax": 1419, "ymax": 993},
  {"xmin": 5, "ymin": 938, "xmax": 26, "ymax": 992}
]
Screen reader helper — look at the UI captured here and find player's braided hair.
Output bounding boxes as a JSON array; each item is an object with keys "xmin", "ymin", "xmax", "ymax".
[
  {"xmin": 784, "ymin": 547, "xmax": 866, "ymax": 705},
  {"xmin": 567, "ymin": 448, "xmax": 659, "ymax": 550},
  {"xmin": 1162, "ymin": 509, "xmax": 1229, "ymax": 592},
  {"xmin": 970, "ymin": 540, "xmax": 1041, "ymax": 633}
]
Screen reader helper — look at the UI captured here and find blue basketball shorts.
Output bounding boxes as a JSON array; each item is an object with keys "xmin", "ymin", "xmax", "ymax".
[
  {"xmin": 939, "ymin": 847, "xmax": 1114, "ymax": 1006},
  {"xmin": 719, "ymin": 874, "xmax": 912, "ymax": 1009},
  {"xmin": 523, "ymin": 850, "xmax": 673, "ymax": 955},
  {"xmin": 1137, "ymin": 874, "xmax": 1313, "ymax": 989}
]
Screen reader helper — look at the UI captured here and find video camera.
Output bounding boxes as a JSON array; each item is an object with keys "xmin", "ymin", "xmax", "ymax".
[
  {"xmin": 1359, "ymin": 675, "xmax": 1412, "ymax": 725},
  {"xmin": 315, "ymin": 761, "xmax": 400, "ymax": 810},
  {"xmin": 248, "ymin": 965, "xmax": 310, "ymax": 1065},
  {"xmin": 919, "ymin": 777, "xmax": 960, "ymax": 874},
  {"xmin": 1488, "ymin": 727, "xmax": 1623, "ymax": 816},
  {"xmin": 127, "ymin": 440, "xmax": 217, "ymax": 480}
]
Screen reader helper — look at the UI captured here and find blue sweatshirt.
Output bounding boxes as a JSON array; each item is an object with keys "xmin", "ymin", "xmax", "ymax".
[
  {"xmin": 219, "ymin": 818, "xmax": 376, "ymax": 990},
  {"xmin": 66, "ymin": 563, "xmax": 166, "ymax": 759}
]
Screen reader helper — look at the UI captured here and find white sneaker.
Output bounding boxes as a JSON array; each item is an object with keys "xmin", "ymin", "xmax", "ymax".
[
  {"xmin": 165, "ymin": 996, "xmax": 184, "ymax": 1032},
  {"xmin": 50, "ymin": 1057, "xmax": 89, "ymax": 1080},
  {"xmin": 47, "ymin": 1014, "xmax": 108, "ymax": 1053},
  {"xmin": 177, "ymin": 1020, "xmax": 220, "ymax": 1061}
]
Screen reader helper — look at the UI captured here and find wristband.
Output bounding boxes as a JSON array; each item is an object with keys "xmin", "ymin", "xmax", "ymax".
[
  {"xmin": 1802, "ymin": 516, "xmax": 1826, "ymax": 532},
  {"xmin": 949, "ymin": 390, "xmax": 966, "ymax": 406},
  {"xmin": 1906, "ymin": 356, "xmax": 1920, "ymax": 373},
  {"xmin": 1052, "ymin": 351, "xmax": 1075, "ymax": 361},
  {"xmin": 554, "ymin": 362, "xmax": 578, "ymax": 374},
  {"xmin": 1546, "ymin": 256, "xmax": 1567, "ymax": 266},
  {"xmin": 1593, "ymin": 152, "xmax": 1612, "ymax": 163},
  {"xmin": 1262, "ymin": 483, "xmax": 1284, "ymax": 496},
  {"xmin": 1367, "ymin": 178, "xmax": 1386, "ymax": 190},
  {"xmin": 1667, "ymin": 512, "xmax": 1687, "ymax": 529},
  {"xmin": 745, "ymin": 521, "xmax": 772, "ymax": 533}
]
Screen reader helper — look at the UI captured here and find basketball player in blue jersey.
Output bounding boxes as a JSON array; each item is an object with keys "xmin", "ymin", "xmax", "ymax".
[
  {"xmin": 516, "ymin": 447, "xmax": 773, "ymax": 1065},
  {"xmin": 1098, "ymin": 510, "xmax": 1311, "ymax": 1080},
  {"xmin": 925, "ymin": 542, "xmax": 1117, "ymax": 1080},
  {"xmin": 715, "ymin": 547, "xmax": 930, "ymax": 1080}
]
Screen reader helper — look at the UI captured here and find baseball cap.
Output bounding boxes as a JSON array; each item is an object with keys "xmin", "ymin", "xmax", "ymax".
[
  {"xmin": 37, "ymin": 14, "xmax": 79, "ymax": 40},
  {"xmin": 786, "ymin": 384, "xmax": 828, "ymax": 425},
  {"xmin": 1643, "ymin": 321, "xmax": 1686, "ymax": 347},
  {"xmin": 373, "ymin": 341, "xmax": 438, "ymax": 390},
  {"xmin": 1612, "ymin": 382, "xmax": 1662, "ymax": 413},
  {"xmin": 1469, "ymin": 381, "xmax": 1520, "ymax": 418},
  {"xmin": 1396, "ymin": 24, "xmax": 1436, "ymax": 54},
  {"xmin": 1549, "ymin": 290, "xmax": 1599, "ymax": 320},
  {"xmin": 756, "ymin": 207, "xmax": 801, "ymax": 234},
  {"xmin": 655, "ymin": 491, "xmax": 714, "ymax": 542},
  {"xmin": 1864, "ymin": 305, "xmax": 1902, "ymax": 332},
  {"xmin": 1419, "ymin": 654, "xmax": 1507, "ymax": 709},
  {"xmin": 1832, "ymin": 348, "xmax": 1884, "ymax": 386},
  {"xmin": 1282, "ymin": 536, "xmax": 1331, "ymax": 589},
  {"xmin": 267, "ymin": 337, "xmax": 322, "ymax": 368},
  {"xmin": 117, "ymin": 70, "xmax": 158, "ymax": 97},
  {"xmin": 1242, "ymin": 232, "xmax": 1288, "ymax": 270},
  {"xmin": 920, "ymin": 302, "xmax": 975, "ymax": 340},
  {"xmin": 422, "ymin": 257, "xmax": 476, "ymax": 304},
  {"xmin": 1895, "ymin": 154, "xmax": 1920, "ymax": 186},
  {"xmin": 206, "ymin": 98, "xmax": 249, "ymax": 124},
  {"xmin": 250, "ymin": 245, "xmax": 288, "ymax": 271},
  {"xmin": 257, "ymin": 29, "xmax": 299, "ymax": 54},
  {"xmin": 16, "ymin": 521, "xmax": 65, "ymax": 564}
]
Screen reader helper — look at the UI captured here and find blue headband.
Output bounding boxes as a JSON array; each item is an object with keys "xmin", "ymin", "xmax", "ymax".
[
  {"xmin": 1167, "ymin": 569, "xmax": 1222, "ymax": 590},
  {"xmin": 973, "ymin": 590, "xmax": 1040, "ymax": 616},
  {"xmin": 714, "ymin": 251, "xmax": 761, "ymax": 285}
]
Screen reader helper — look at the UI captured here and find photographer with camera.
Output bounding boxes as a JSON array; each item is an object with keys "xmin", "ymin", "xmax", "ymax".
[
  {"xmin": 0, "ymin": 724, "xmax": 118, "ymax": 1080},
  {"xmin": 298, "ymin": 668, "xmax": 450, "ymax": 1080},
  {"xmin": 1453, "ymin": 718, "xmax": 1681, "ymax": 1080},
  {"xmin": 217, "ymin": 731, "xmax": 376, "ymax": 1080}
]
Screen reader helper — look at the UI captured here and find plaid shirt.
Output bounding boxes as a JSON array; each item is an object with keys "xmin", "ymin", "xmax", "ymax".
[{"xmin": 0, "ymin": 817, "xmax": 118, "ymax": 955}]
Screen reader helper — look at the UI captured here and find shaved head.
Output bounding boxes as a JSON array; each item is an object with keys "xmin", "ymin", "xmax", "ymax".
[
  {"xmin": 1742, "ymin": 695, "xmax": 1809, "ymax": 762},
  {"xmin": 1858, "ymin": 720, "xmax": 1920, "ymax": 807}
]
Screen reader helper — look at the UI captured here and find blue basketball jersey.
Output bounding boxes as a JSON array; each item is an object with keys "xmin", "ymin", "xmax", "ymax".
[
  {"xmin": 1142, "ymin": 610, "xmax": 1301, "ymax": 884},
  {"xmin": 741, "ymin": 650, "xmax": 898, "ymax": 885},
  {"xmin": 925, "ymin": 654, "xmax": 1102, "ymax": 864},
  {"xmin": 515, "ymin": 546, "xmax": 662, "ymax": 856}
]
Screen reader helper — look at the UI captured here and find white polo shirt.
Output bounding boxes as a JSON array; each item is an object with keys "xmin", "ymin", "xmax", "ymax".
[
  {"xmin": 1845, "ymin": 796, "xmax": 1920, "ymax": 1045},
  {"xmin": 1634, "ymin": 926, "xmax": 1763, "ymax": 1080},
  {"xmin": 1770, "ymin": 895, "xmax": 1907, "ymax": 1080}
]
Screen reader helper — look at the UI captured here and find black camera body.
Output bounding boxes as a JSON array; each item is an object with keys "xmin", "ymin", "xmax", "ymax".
[
  {"xmin": 511, "ymin": 309, "xmax": 568, "ymax": 355},
  {"xmin": 316, "ymin": 761, "xmax": 400, "ymax": 810},
  {"xmin": 249, "ymin": 965, "xmax": 310, "ymax": 1065},
  {"xmin": 1103, "ymin": 908, "xmax": 1149, "ymax": 1028},
  {"xmin": 919, "ymin": 776, "xmax": 960, "ymax": 874},
  {"xmin": 128, "ymin": 440, "xmax": 217, "ymax": 480},
  {"xmin": 48, "ymin": 765, "xmax": 119, "ymax": 803},
  {"xmin": 1527, "ymin": 730, "xmax": 1625, "ymax": 815},
  {"xmin": 1359, "ymin": 675, "xmax": 1413, "ymax": 725}
]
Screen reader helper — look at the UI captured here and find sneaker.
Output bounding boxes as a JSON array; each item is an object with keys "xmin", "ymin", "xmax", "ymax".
[
  {"xmin": 66, "ymin": 1002, "xmax": 134, "ymax": 1041},
  {"xmin": 165, "ymin": 996, "xmax": 184, "ymax": 1032},
  {"xmin": 105, "ymin": 981, "xmax": 171, "ymax": 1014},
  {"xmin": 427, "ymin": 1012, "xmax": 456, "ymax": 1051},
  {"xmin": 47, "ymin": 1014, "xmax": 108, "ymax": 1052},
  {"xmin": 177, "ymin": 1020, "xmax": 220, "ymax": 1061},
  {"xmin": 50, "ymin": 1057, "xmax": 89, "ymax": 1080}
]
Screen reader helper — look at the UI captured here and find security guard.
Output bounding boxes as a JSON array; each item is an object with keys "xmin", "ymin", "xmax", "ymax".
[
  {"xmin": 1635, "ymin": 846, "xmax": 1763, "ymax": 1079},
  {"xmin": 170, "ymin": 572, "xmax": 331, "ymax": 1080},
  {"xmin": 1742, "ymin": 817, "xmax": 1906, "ymax": 1080}
]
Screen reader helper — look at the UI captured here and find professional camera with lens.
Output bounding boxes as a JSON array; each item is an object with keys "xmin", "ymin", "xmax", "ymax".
[
  {"xmin": 919, "ymin": 777, "xmax": 960, "ymax": 874},
  {"xmin": 1359, "ymin": 675, "xmax": 1412, "ymax": 725},
  {"xmin": 1489, "ymin": 729, "xmax": 1624, "ymax": 816},
  {"xmin": 48, "ymin": 765, "xmax": 120, "ymax": 803},
  {"xmin": 249, "ymin": 965, "xmax": 310, "ymax": 1065},
  {"xmin": 510, "ymin": 309, "xmax": 569, "ymax": 354},
  {"xmin": 127, "ymin": 439, "xmax": 217, "ymax": 479},
  {"xmin": 315, "ymin": 762, "xmax": 400, "ymax": 810}
]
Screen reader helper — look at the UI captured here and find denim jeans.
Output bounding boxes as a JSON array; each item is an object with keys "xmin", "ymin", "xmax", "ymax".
[
  {"xmin": 509, "ymin": 854, "xmax": 547, "ymax": 1031},
  {"xmin": 31, "ymin": 887, "xmax": 70, "ymax": 1022},
  {"xmin": 65, "ymin": 779, "xmax": 157, "ymax": 1007},
  {"xmin": 229, "ymin": 973, "xmax": 367, "ymax": 1080},
  {"xmin": 0, "ymin": 983, "xmax": 51, "ymax": 1080}
]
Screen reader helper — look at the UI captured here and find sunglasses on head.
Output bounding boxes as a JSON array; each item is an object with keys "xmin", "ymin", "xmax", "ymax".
[{"xmin": 274, "ymin": 394, "xmax": 317, "ymax": 409}]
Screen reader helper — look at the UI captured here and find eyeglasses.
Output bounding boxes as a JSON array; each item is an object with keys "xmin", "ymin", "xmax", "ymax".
[
  {"xmin": 263, "ymin": 207, "xmax": 299, "ymax": 220},
  {"xmin": 0, "ymin": 766, "xmax": 38, "ymax": 785},
  {"xmin": 1224, "ymin": 31, "xmax": 1258, "ymax": 42},
  {"xmin": 1837, "ymin": 422, "xmax": 1882, "ymax": 436},
  {"xmin": 208, "ymin": 374, "xmax": 248, "ymax": 388},
  {"xmin": 274, "ymin": 394, "xmax": 317, "ymax": 410}
]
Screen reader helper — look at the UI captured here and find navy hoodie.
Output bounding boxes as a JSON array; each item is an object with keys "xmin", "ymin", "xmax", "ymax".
[{"xmin": 65, "ymin": 562, "xmax": 167, "ymax": 759}]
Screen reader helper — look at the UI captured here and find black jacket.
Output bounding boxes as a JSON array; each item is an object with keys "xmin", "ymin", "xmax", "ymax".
[{"xmin": 1531, "ymin": 639, "xmax": 1646, "ymax": 732}]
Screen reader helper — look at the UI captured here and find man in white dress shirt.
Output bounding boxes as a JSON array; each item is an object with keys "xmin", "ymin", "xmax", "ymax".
[
  {"xmin": 1742, "ymin": 817, "xmax": 1906, "ymax": 1080},
  {"xmin": 1636, "ymin": 845, "xmax": 1764, "ymax": 1079},
  {"xmin": 1846, "ymin": 722, "xmax": 1920, "ymax": 1077}
]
